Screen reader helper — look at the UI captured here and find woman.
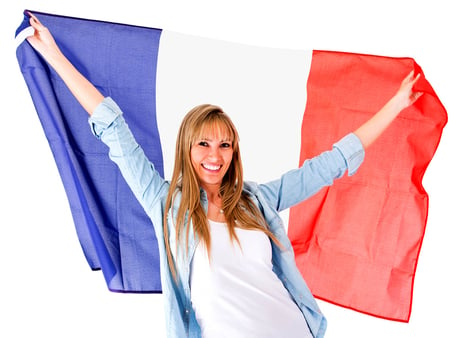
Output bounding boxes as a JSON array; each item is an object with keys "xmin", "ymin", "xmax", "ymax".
[{"xmin": 26, "ymin": 12, "xmax": 422, "ymax": 338}]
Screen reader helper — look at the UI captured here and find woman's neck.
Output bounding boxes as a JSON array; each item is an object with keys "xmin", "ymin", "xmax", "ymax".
[{"xmin": 204, "ymin": 188, "xmax": 226, "ymax": 222}]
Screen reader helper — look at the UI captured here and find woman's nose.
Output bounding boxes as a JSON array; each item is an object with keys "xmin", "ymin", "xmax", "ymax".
[{"xmin": 208, "ymin": 146, "xmax": 220, "ymax": 158}]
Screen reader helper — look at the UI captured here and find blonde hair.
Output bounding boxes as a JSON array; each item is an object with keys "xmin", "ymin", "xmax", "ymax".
[{"xmin": 163, "ymin": 104, "xmax": 282, "ymax": 280}]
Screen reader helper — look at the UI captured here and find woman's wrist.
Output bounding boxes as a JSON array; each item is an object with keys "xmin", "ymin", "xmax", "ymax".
[{"xmin": 46, "ymin": 48, "xmax": 67, "ymax": 70}]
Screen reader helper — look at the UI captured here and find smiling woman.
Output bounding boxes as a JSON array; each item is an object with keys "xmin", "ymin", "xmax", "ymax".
[
  {"xmin": 20, "ymin": 9, "xmax": 428, "ymax": 338},
  {"xmin": 163, "ymin": 102, "xmax": 284, "ymax": 286}
]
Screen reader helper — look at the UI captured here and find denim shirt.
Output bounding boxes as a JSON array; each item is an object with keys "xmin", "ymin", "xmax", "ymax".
[{"xmin": 89, "ymin": 97, "xmax": 365, "ymax": 338}]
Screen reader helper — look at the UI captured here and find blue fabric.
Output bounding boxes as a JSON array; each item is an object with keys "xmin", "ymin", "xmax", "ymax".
[
  {"xmin": 16, "ymin": 11, "xmax": 163, "ymax": 292},
  {"xmin": 89, "ymin": 97, "xmax": 364, "ymax": 337}
]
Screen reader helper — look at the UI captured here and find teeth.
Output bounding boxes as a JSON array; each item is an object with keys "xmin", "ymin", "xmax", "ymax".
[{"xmin": 202, "ymin": 163, "xmax": 221, "ymax": 171}]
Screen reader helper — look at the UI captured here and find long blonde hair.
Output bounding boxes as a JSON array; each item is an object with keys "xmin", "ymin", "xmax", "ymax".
[{"xmin": 163, "ymin": 104, "xmax": 282, "ymax": 280}]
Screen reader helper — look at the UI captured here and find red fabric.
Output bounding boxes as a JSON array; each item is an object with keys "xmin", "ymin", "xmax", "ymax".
[{"xmin": 288, "ymin": 50, "xmax": 447, "ymax": 322}]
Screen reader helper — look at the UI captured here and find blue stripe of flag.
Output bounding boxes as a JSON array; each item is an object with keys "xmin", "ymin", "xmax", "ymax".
[{"xmin": 16, "ymin": 11, "xmax": 163, "ymax": 292}]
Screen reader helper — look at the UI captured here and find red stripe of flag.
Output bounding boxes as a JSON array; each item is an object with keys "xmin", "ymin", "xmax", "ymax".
[{"xmin": 288, "ymin": 50, "xmax": 447, "ymax": 322}]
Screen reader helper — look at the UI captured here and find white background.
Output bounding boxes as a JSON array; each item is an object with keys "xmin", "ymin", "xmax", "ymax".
[{"xmin": 2, "ymin": 1, "xmax": 454, "ymax": 337}]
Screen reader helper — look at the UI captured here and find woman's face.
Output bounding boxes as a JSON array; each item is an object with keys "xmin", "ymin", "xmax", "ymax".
[{"xmin": 190, "ymin": 128, "xmax": 233, "ymax": 192}]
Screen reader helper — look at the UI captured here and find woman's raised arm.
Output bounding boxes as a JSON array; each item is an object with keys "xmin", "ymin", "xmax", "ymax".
[{"xmin": 26, "ymin": 12, "xmax": 104, "ymax": 115}]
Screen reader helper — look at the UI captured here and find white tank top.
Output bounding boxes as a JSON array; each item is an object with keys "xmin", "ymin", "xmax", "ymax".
[{"xmin": 190, "ymin": 219, "xmax": 312, "ymax": 338}]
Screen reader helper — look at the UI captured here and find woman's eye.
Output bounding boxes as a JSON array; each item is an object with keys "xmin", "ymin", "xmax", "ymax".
[
  {"xmin": 198, "ymin": 141, "xmax": 208, "ymax": 147},
  {"xmin": 221, "ymin": 142, "xmax": 231, "ymax": 148}
]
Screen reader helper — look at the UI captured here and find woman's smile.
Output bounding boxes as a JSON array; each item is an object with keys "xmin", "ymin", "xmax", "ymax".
[{"xmin": 201, "ymin": 163, "xmax": 223, "ymax": 171}]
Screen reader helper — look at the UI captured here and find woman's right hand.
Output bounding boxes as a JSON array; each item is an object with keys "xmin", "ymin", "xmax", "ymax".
[
  {"xmin": 25, "ymin": 11, "xmax": 105, "ymax": 115},
  {"xmin": 26, "ymin": 12, "xmax": 63, "ymax": 61}
]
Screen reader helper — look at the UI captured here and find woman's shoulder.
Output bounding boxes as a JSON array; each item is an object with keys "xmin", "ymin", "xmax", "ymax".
[{"xmin": 242, "ymin": 181, "xmax": 260, "ymax": 194}]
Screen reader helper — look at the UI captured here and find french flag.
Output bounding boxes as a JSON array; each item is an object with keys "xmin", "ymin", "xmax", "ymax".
[{"xmin": 15, "ymin": 10, "xmax": 446, "ymax": 322}]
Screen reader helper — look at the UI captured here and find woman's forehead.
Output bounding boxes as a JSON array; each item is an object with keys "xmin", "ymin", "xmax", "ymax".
[{"xmin": 197, "ymin": 121, "xmax": 234, "ymax": 140}]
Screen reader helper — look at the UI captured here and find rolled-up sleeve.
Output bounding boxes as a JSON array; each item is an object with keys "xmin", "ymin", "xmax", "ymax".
[
  {"xmin": 260, "ymin": 132, "xmax": 365, "ymax": 211},
  {"xmin": 88, "ymin": 97, "xmax": 123, "ymax": 138},
  {"xmin": 87, "ymin": 96, "xmax": 167, "ymax": 212},
  {"xmin": 333, "ymin": 133, "xmax": 365, "ymax": 176}
]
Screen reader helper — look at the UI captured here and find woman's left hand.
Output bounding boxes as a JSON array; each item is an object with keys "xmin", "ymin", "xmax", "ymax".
[
  {"xmin": 354, "ymin": 70, "xmax": 424, "ymax": 149},
  {"xmin": 393, "ymin": 71, "xmax": 423, "ymax": 111}
]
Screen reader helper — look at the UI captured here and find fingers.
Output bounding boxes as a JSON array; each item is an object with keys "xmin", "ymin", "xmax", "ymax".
[
  {"xmin": 411, "ymin": 72, "xmax": 421, "ymax": 86},
  {"xmin": 409, "ymin": 71, "xmax": 423, "ymax": 101},
  {"xmin": 405, "ymin": 70, "xmax": 415, "ymax": 81},
  {"xmin": 410, "ymin": 91, "xmax": 423, "ymax": 104},
  {"xmin": 402, "ymin": 70, "xmax": 420, "ymax": 85},
  {"xmin": 27, "ymin": 12, "xmax": 45, "ymax": 31},
  {"xmin": 397, "ymin": 70, "xmax": 424, "ymax": 107},
  {"xmin": 408, "ymin": 72, "xmax": 423, "ymax": 104},
  {"xmin": 27, "ymin": 11, "xmax": 39, "ymax": 22}
]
